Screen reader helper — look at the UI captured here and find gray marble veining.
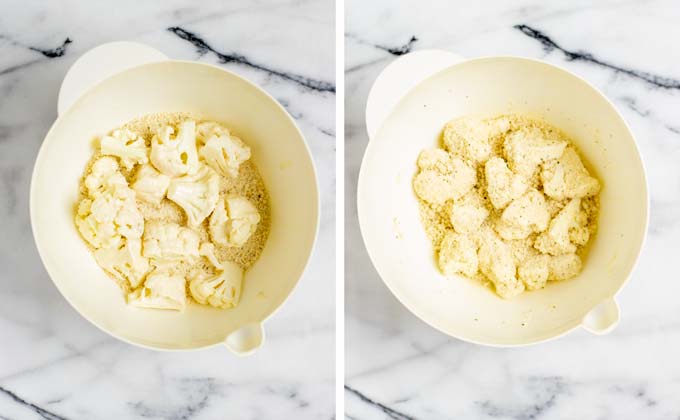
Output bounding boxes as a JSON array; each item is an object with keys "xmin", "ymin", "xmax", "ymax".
[
  {"xmin": 345, "ymin": 0, "xmax": 680, "ymax": 419},
  {"xmin": 0, "ymin": 0, "xmax": 334, "ymax": 419}
]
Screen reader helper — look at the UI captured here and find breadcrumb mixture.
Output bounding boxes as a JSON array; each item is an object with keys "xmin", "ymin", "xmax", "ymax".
[{"xmin": 413, "ymin": 115, "xmax": 599, "ymax": 298}]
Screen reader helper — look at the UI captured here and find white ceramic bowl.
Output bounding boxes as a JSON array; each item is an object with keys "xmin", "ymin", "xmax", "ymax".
[
  {"xmin": 31, "ymin": 43, "xmax": 319, "ymax": 353},
  {"xmin": 358, "ymin": 52, "xmax": 648, "ymax": 346}
]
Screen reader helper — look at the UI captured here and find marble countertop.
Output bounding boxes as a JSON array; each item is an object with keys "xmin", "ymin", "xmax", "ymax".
[
  {"xmin": 0, "ymin": 1, "xmax": 334, "ymax": 419},
  {"xmin": 345, "ymin": 0, "xmax": 680, "ymax": 419}
]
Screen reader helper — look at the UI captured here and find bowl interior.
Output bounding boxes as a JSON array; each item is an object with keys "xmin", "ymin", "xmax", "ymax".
[
  {"xmin": 359, "ymin": 57, "xmax": 647, "ymax": 345},
  {"xmin": 31, "ymin": 61, "xmax": 318, "ymax": 349}
]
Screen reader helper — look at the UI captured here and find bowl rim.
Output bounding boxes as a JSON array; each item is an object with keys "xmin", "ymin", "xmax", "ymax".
[
  {"xmin": 357, "ymin": 54, "xmax": 650, "ymax": 347},
  {"xmin": 30, "ymin": 59, "xmax": 321, "ymax": 351}
]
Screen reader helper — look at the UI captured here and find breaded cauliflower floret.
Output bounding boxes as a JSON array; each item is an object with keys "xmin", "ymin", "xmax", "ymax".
[
  {"xmin": 478, "ymin": 229, "xmax": 524, "ymax": 298},
  {"xmin": 449, "ymin": 190, "xmax": 489, "ymax": 234},
  {"xmin": 518, "ymin": 253, "xmax": 582, "ymax": 289},
  {"xmin": 503, "ymin": 128, "xmax": 567, "ymax": 179},
  {"xmin": 542, "ymin": 148, "xmax": 600, "ymax": 200},
  {"xmin": 548, "ymin": 253, "xmax": 582, "ymax": 281},
  {"xmin": 438, "ymin": 231, "xmax": 478, "ymax": 277},
  {"xmin": 484, "ymin": 157, "xmax": 528, "ymax": 209},
  {"xmin": 495, "ymin": 189, "xmax": 550, "ymax": 240},
  {"xmin": 534, "ymin": 198, "xmax": 583, "ymax": 255},
  {"xmin": 518, "ymin": 254, "xmax": 550, "ymax": 290},
  {"xmin": 417, "ymin": 148, "xmax": 452, "ymax": 173},
  {"xmin": 413, "ymin": 158, "xmax": 476, "ymax": 205},
  {"xmin": 442, "ymin": 117, "xmax": 492, "ymax": 163}
]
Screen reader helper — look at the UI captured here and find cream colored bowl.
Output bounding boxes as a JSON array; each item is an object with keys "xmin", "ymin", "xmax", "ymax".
[
  {"xmin": 31, "ymin": 43, "xmax": 319, "ymax": 353},
  {"xmin": 358, "ymin": 53, "xmax": 648, "ymax": 346}
]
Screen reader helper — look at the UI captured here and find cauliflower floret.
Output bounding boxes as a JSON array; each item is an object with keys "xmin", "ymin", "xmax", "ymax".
[
  {"xmin": 142, "ymin": 221, "xmax": 200, "ymax": 262},
  {"xmin": 478, "ymin": 229, "xmax": 524, "ymax": 298},
  {"xmin": 76, "ymin": 161, "xmax": 144, "ymax": 247},
  {"xmin": 518, "ymin": 254, "xmax": 550, "ymax": 290},
  {"xmin": 518, "ymin": 253, "xmax": 583, "ymax": 289},
  {"xmin": 131, "ymin": 164, "xmax": 170, "ymax": 205},
  {"xmin": 417, "ymin": 148, "xmax": 451, "ymax": 173},
  {"xmin": 199, "ymin": 131, "xmax": 251, "ymax": 178},
  {"xmin": 484, "ymin": 157, "xmax": 528, "ymax": 209},
  {"xmin": 503, "ymin": 128, "xmax": 567, "ymax": 178},
  {"xmin": 534, "ymin": 198, "xmax": 582, "ymax": 255},
  {"xmin": 189, "ymin": 261, "xmax": 243, "ymax": 309},
  {"xmin": 438, "ymin": 231, "xmax": 478, "ymax": 277},
  {"xmin": 413, "ymin": 158, "xmax": 476, "ymax": 205},
  {"xmin": 94, "ymin": 238, "xmax": 150, "ymax": 289},
  {"xmin": 84, "ymin": 156, "xmax": 127, "ymax": 197},
  {"xmin": 199, "ymin": 242, "xmax": 223, "ymax": 270},
  {"xmin": 128, "ymin": 271, "xmax": 186, "ymax": 311},
  {"xmin": 196, "ymin": 121, "xmax": 230, "ymax": 144},
  {"xmin": 495, "ymin": 189, "xmax": 550, "ymax": 240},
  {"xmin": 167, "ymin": 164, "xmax": 220, "ymax": 227},
  {"xmin": 542, "ymin": 148, "xmax": 600, "ymax": 200},
  {"xmin": 449, "ymin": 190, "xmax": 489, "ymax": 234},
  {"xmin": 150, "ymin": 121, "xmax": 199, "ymax": 177},
  {"xmin": 75, "ymin": 198, "xmax": 121, "ymax": 248},
  {"xmin": 548, "ymin": 253, "xmax": 582, "ymax": 281},
  {"xmin": 114, "ymin": 192, "xmax": 145, "ymax": 239},
  {"xmin": 209, "ymin": 197, "xmax": 261, "ymax": 247},
  {"xmin": 442, "ymin": 117, "xmax": 492, "ymax": 163},
  {"xmin": 100, "ymin": 128, "xmax": 148, "ymax": 170}
]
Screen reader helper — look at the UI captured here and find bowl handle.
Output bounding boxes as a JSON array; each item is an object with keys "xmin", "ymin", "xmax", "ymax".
[
  {"xmin": 365, "ymin": 49, "xmax": 465, "ymax": 140},
  {"xmin": 581, "ymin": 297, "xmax": 620, "ymax": 335},
  {"xmin": 58, "ymin": 41, "xmax": 168, "ymax": 116},
  {"xmin": 223, "ymin": 322, "xmax": 265, "ymax": 356}
]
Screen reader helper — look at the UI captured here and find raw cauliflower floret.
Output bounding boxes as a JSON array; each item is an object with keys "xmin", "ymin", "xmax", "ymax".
[
  {"xmin": 477, "ymin": 229, "xmax": 524, "ymax": 298},
  {"xmin": 438, "ymin": 231, "xmax": 478, "ymax": 277},
  {"xmin": 442, "ymin": 117, "xmax": 492, "ymax": 163},
  {"xmin": 534, "ymin": 198, "xmax": 583, "ymax": 255},
  {"xmin": 131, "ymin": 164, "xmax": 170, "ymax": 205},
  {"xmin": 77, "ymin": 159, "xmax": 144, "ymax": 247},
  {"xmin": 484, "ymin": 157, "xmax": 529, "ymax": 209},
  {"xmin": 128, "ymin": 271, "xmax": 186, "ymax": 311},
  {"xmin": 189, "ymin": 260, "xmax": 243, "ymax": 309},
  {"xmin": 167, "ymin": 164, "xmax": 220, "ymax": 227},
  {"xmin": 100, "ymin": 128, "xmax": 148, "ymax": 170},
  {"xmin": 417, "ymin": 148, "xmax": 451, "ymax": 173},
  {"xmin": 76, "ymin": 198, "xmax": 120, "ymax": 248},
  {"xmin": 196, "ymin": 121, "xmax": 230, "ymax": 144},
  {"xmin": 541, "ymin": 147, "xmax": 600, "ymax": 200},
  {"xmin": 199, "ymin": 130, "xmax": 251, "ymax": 178},
  {"xmin": 449, "ymin": 190, "xmax": 489, "ymax": 234},
  {"xmin": 503, "ymin": 128, "xmax": 567, "ymax": 178},
  {"xmin": 150, "ymin": 121, "xmax": 199, "ymax": 177},
  {"xmin": 84, "ymin": 156, "xmax": 127, "ymax": 197},
  {"xmin": 413, "ymin": 158, "xmax": 476, "ymax": 205},
  {"xmin": 94, "ymin": 238, "xmax": 149, "ymax": 289},
  {"xmin": 142, "ymin": 221, "xmax": 200, "ymax": 262},
  {"xmin": 495, "ymin": 189, "xmax": 550, "ymax": 240},
  {"xmin": 199, "ymin": 242, "xmax": 224, "ymax": 270},
  {"xmin": 209, "ymin": 197, "xmax": 261, "ymax": 247}
]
